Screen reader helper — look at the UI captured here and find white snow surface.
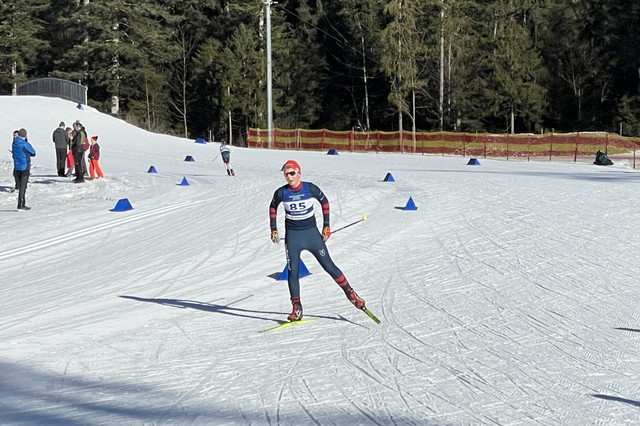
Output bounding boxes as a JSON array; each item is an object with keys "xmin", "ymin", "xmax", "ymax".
[{"xmin": 1, "ymin": 96, "xmax": 640, "ymax": 425}]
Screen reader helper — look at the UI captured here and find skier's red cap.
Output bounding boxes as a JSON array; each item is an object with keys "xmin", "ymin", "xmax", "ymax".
[{"xmin": 281, "ymin": 160, "xmax": 301, "ymax": 172}]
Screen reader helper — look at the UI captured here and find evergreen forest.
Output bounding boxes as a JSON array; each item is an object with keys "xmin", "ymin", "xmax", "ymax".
[{"xmin": 2, "ymin": 0, "xmax": 640, "ymax": 142}]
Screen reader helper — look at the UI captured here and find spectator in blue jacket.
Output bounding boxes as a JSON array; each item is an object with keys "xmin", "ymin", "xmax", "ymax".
[
  {"xmin": 10, "ymin": 129, "xmax": 19, "ymax": 193},
  {"xmin": 12, "ymin": 128, "xmax": 36, "ymax": 210}
]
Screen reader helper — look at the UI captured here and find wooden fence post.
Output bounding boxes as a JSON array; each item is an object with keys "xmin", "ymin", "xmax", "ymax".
[{"xmin": 350, "ymin": 128, "xmax": 354, "ymax": 152}]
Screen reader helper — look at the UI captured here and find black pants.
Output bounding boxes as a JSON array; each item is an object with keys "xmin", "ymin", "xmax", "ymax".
[
  {"xmin": 56, "ymin": 148, "xmax": 67, "ymax": 176},
  {"xmin": 284, "ymin": 227, "xmax": 344, "ymax": 298},
  {"xmin": 15, "ymin": 169, "xmax": 30, "ymax": 208},
  {"xmin": 73, "ymin": 151, "xmax": 85, "ymax": 180}
]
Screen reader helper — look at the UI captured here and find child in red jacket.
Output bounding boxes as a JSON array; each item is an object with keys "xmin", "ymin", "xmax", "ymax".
[{"xmin": 88, "ymin": 136, "xmax": 104, "ymax": 179}]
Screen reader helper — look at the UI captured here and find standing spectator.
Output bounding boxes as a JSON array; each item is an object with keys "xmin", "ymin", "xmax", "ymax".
[
  {"xmin": 10, "ymin": 130, "xmax": 19, "ymax": 192},
  {"xmin": 52, "ymin": 121, "xmax": 69, "ymax": 177},
  {"xmin": 219, "ymin": 139, "xmax": 235, "ymax": 176},
  {"xmin": 71, "ymin": 121, "xmax": 87, "ymax": 183},
  {"xmin": 88, "ymin": 135, "xmax": 104, "ymax": 180},
  {"xmin": 65, "ymin": 127, "xmax": 74, "ymax": 177},
  {"xmin": 12, "ymin": 128, "xmax": 36, "ymax": 210},
  {"xmin": 268, "ymin": 159, "xmax": 366, "ymax": 321}
]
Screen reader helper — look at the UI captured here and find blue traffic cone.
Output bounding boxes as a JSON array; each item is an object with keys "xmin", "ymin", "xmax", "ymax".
[
  {"xmin": 403, "ymin": 197, "xmax": 418, "ymax": 210},
  {"xmin": 147, "ymin": 165, "xmax": 158, "ymax": 173},
  {"xmin": 110, "ymin": 198, "xmax": 133, "ymax": 212},
  {"xmin": 467, "ymin": 158, "xmax": 480, "ymax": 165},
  {"xmin": 383, "ymin": 172, "xmax": 395, "ymax": 182},
  {"xmin": 178, "ymin": 176, "xmax": 190, "ymax": 186},
  {"xmin": 278, "ymin": 259, "xmax": 311, "ymax": 281},
  {"xmin": 327, "ymin": 148, "xmax": 339, "ymax": 155},
  {"xmin": 184, "ymin": 155, "xmax": 195, "ymax": 162}
]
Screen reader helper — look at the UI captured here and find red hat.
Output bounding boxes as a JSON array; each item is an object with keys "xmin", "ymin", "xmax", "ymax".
[
  {"xmin": 91, "ymin": 135, "xmax": 98, "ymax": 142},
  {"xmin": 281, "ymin": 160, "xmax": 301, "ymax": 172}
]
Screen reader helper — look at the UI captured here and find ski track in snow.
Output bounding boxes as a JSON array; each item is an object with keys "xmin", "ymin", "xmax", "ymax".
[{"xmin": 1, "ymin": 97, "xmax": 640, "ymax": 424}]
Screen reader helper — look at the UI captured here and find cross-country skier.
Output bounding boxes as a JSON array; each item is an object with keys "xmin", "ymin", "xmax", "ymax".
[
  {"xmin": 269, "ymin": 159, "xmax": 365, "ymax": 321},
  {"xmin": 219, "ymin": 140, "xmax": 234, "ymax": 176}
]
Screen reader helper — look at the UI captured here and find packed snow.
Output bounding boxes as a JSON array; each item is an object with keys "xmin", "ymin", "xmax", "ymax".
[{"xmin": 1, "ymin": 96, "xmax": 639, "ymax": 425}]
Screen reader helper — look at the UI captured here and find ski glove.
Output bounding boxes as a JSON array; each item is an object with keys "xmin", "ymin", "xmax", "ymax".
[
  {"xmin": 322, "ymin": 226, "xmax": 331, "ymax": 242},
  {"xmin": 271, "ymin": 229, "xmax": 279, "ymax": 244}
]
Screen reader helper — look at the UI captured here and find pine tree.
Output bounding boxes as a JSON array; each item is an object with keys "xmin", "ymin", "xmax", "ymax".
[
  {"xmin": 0, "ymin": 0, "xmax": 49, "ymax": 94},
  {"xmin": 380, "ymin": 0, "xmax": 429, "ymax": 148},
  {"xmin": 328, "ymin": 0, "xmax": 387, "ymax": 131},
  {"xmin": 486, "ymin": 2, "xmax": 547, "ymax": 133}
]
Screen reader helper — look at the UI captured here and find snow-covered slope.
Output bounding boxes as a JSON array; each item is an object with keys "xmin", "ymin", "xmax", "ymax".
[{"xmin": 1, "ymin": 96, "xmax": 640, "ymax": 425}]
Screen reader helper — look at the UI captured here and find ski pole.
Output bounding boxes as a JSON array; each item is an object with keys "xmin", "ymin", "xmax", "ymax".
[
  {"xmin": 332, "ymin": 215, "xmax": 367, "ymax": 234},
  {"xmin": 277, "ymin": 215, "xmax": 367, "ymax": 241},
  {"xmin": 212, "ymin": 153, "xmax": 221, "ymax": 162}
]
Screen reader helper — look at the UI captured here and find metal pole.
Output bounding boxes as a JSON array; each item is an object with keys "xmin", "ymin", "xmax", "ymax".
[{"xmin": 266, "ymin": 0, "xmax": 273, "ymax": 149}]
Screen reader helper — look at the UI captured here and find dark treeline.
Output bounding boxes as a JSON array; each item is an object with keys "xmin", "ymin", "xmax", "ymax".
[{"xmin": 2, "ymin": 0, "xmax": 640, "ymax": 142}]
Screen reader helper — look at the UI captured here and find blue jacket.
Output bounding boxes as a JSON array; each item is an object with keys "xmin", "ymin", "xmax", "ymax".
[{"xmin": 12, "ymin": 136, "xmax": 36, "ymax": 171}]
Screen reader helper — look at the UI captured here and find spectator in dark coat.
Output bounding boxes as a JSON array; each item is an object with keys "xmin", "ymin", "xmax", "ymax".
[
  {"xmin": 52, "ymin": 121, "xmax": 69, "ymax": 177},
  {"xmin": 71, "ymin": 121, "xmax": 88, "ymax": 183},
  {"xmin": 12, "ymin": 128, "xmax": 36, "ymax": 210}
]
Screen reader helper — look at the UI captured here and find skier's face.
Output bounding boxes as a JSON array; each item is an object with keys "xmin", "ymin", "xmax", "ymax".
[{"xmin": 283, "ymin": 168, "xmax": 301, "ymax": 187}]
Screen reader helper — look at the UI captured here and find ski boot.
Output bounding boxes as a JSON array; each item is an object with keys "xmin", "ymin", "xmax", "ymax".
[
  {"xmin": 288, "ymin": 297, "xmax": 303, "ymax": 321},
  {"xmin": 345, "ymin": 288, "xmax": 365, "ymax": 309}
]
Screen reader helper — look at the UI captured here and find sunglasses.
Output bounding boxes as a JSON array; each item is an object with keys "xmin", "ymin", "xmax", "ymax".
[{"xmin": 284, "ymin": 171, "xmax": 297, "ymax": 177}]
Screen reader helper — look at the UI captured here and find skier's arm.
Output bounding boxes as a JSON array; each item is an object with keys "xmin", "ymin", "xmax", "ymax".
[
  {"xmin": 309, "ymin": 183, "xmax": 330, "ymax": 228},
  {"xmin": 269, "ymin": 188, "xmax": 284, "ymax": 230},
  {"xmin": 269, "ymin": 188, "xmax": 284, "ymax": 243}
]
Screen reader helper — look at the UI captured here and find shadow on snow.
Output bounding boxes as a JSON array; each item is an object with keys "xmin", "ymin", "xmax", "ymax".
[{"xmin": 119, "ymin": 295, "xmax": 354, "ymax": 325}]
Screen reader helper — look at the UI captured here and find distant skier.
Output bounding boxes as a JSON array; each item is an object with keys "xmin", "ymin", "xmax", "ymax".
[
  {"xmin": 269, "ymin": 159, "xmax": 366, "ymax": 321},
  {"xmin": 219, "ymin": 139, "xmax": 235, "ymax": 176}
]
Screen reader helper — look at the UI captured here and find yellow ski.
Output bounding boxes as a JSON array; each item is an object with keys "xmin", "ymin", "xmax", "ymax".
[
  {"xmin": 260, "ymin": 318, "xmax": 313, "ymax": 333},
  {"xmin": 362, "ymin": 307, "xmax": 381, "ymax": 324}
]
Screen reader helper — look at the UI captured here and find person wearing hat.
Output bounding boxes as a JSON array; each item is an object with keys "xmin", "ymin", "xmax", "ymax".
[
  {"xmin": 70, "ymin": 121, "xmax": 88, "ymax": 183},
  {"xmin": 11, "ymin": 128, "xmax": 36, "ymax": 210},
  {"xmin": 87, "ymin": 135, "xmax": 104, "ymax": 179},
  {"xmin": 269, "ymin": 159, "xmax": 366, "ymax": 321},
  {"xmin": 52, "ymin": 121, "xmax": 69, "ymax": 177}
]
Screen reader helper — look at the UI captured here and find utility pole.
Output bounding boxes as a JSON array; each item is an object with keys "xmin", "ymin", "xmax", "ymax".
[{"xmin": 265, "ymin": 0, "xmax": 274, "ymax": 149}]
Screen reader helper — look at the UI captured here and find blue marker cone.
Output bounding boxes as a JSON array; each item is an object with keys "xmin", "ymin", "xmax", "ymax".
[
  {"xmin": 327, "ymin": 148, "xmax": 339, "ymax": 155},
  {"xmin": 184, "ymin": 155, "xmax": 195, "ymax": 162},
  {"xmin": 111, "ymin": 198, "xmax": 133, "ymax": 212},
  {"xmin": 278, "ymin": 260, "xmax": 311, "ymax": 281},
  {"xmin": 403, "ymin": 197, "xmax": 417, "ymax": 211},
  {"xmin": 383, "ymin": 173, "xmax": 395, "ymax": 182},
  {"xmin": 178, "ymin": 176, "xmax": 190, "ymax": 186},
  {"xmin": 147, "ymin": 165, "xmax": 158, "ymax": 173},
  {"xmin": 467, "ymin": 158, "xmax": 480, "ymax": 165}
]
